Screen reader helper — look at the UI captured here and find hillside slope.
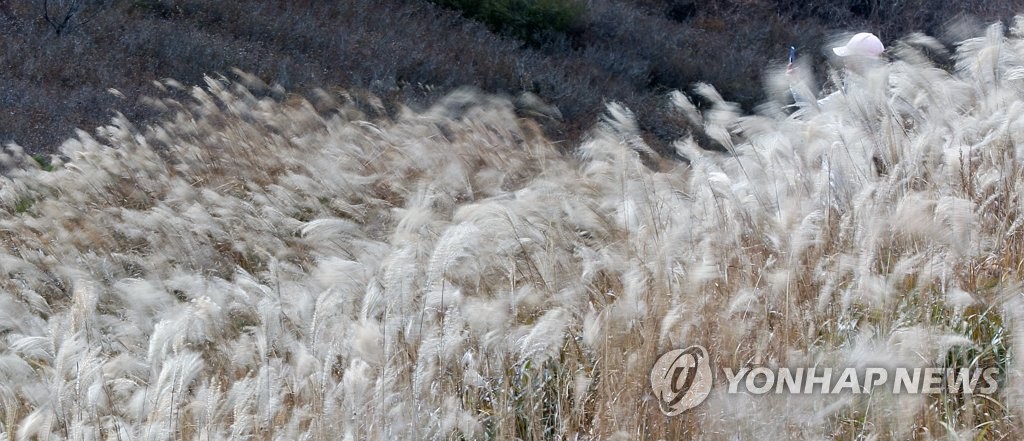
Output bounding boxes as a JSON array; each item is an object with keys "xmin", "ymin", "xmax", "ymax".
[{"xmin": 1, "ymin": 0, "xmax": 1018, "ymax": 154}]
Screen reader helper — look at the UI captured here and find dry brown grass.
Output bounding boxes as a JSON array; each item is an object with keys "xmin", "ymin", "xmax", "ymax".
[{"xmin": 2, "ymin": 0, "xmax": 1020, "ymax": 156}]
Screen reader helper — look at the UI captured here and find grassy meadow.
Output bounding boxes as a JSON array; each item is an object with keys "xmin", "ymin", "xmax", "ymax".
[{"xmin": 3, "ymin": 17, "xmax": 1024, "ymax": 440}]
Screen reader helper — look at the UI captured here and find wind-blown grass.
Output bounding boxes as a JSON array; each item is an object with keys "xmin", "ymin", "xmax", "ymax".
[{"xmin": 3, "ymin": 19, "xmax": 1024, "ymax": 440}]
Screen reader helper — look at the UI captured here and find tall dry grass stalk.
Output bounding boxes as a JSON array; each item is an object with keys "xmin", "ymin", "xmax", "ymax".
[{"xmin": 3, "ymin": 19, "xmax": 1024, "ymax": 440}]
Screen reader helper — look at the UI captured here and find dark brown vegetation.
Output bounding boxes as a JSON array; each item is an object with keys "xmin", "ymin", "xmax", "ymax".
[{"xmin": 0, "ymin": 0, "xmax": 1018, "ymax": 153}]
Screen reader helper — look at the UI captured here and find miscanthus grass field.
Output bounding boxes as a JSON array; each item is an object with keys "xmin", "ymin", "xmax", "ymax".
[{"xmin": 6, "ymin": 21, "xmax": 1024, "ymax": 440}]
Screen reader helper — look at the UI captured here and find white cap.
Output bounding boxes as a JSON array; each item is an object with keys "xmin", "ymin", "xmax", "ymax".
[{"xmin": 833, "ymin": 33, "xmax": 885, "ymax": 57}]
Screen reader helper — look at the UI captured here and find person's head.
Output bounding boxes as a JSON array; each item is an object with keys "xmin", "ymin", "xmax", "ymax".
[
  {"xmin": 832, "ymin": 32, "xmax": 885, "ymax": 73},
  {"xmin": 833, "ymin": 33, "xmax": 885, "ymax": 59}
]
